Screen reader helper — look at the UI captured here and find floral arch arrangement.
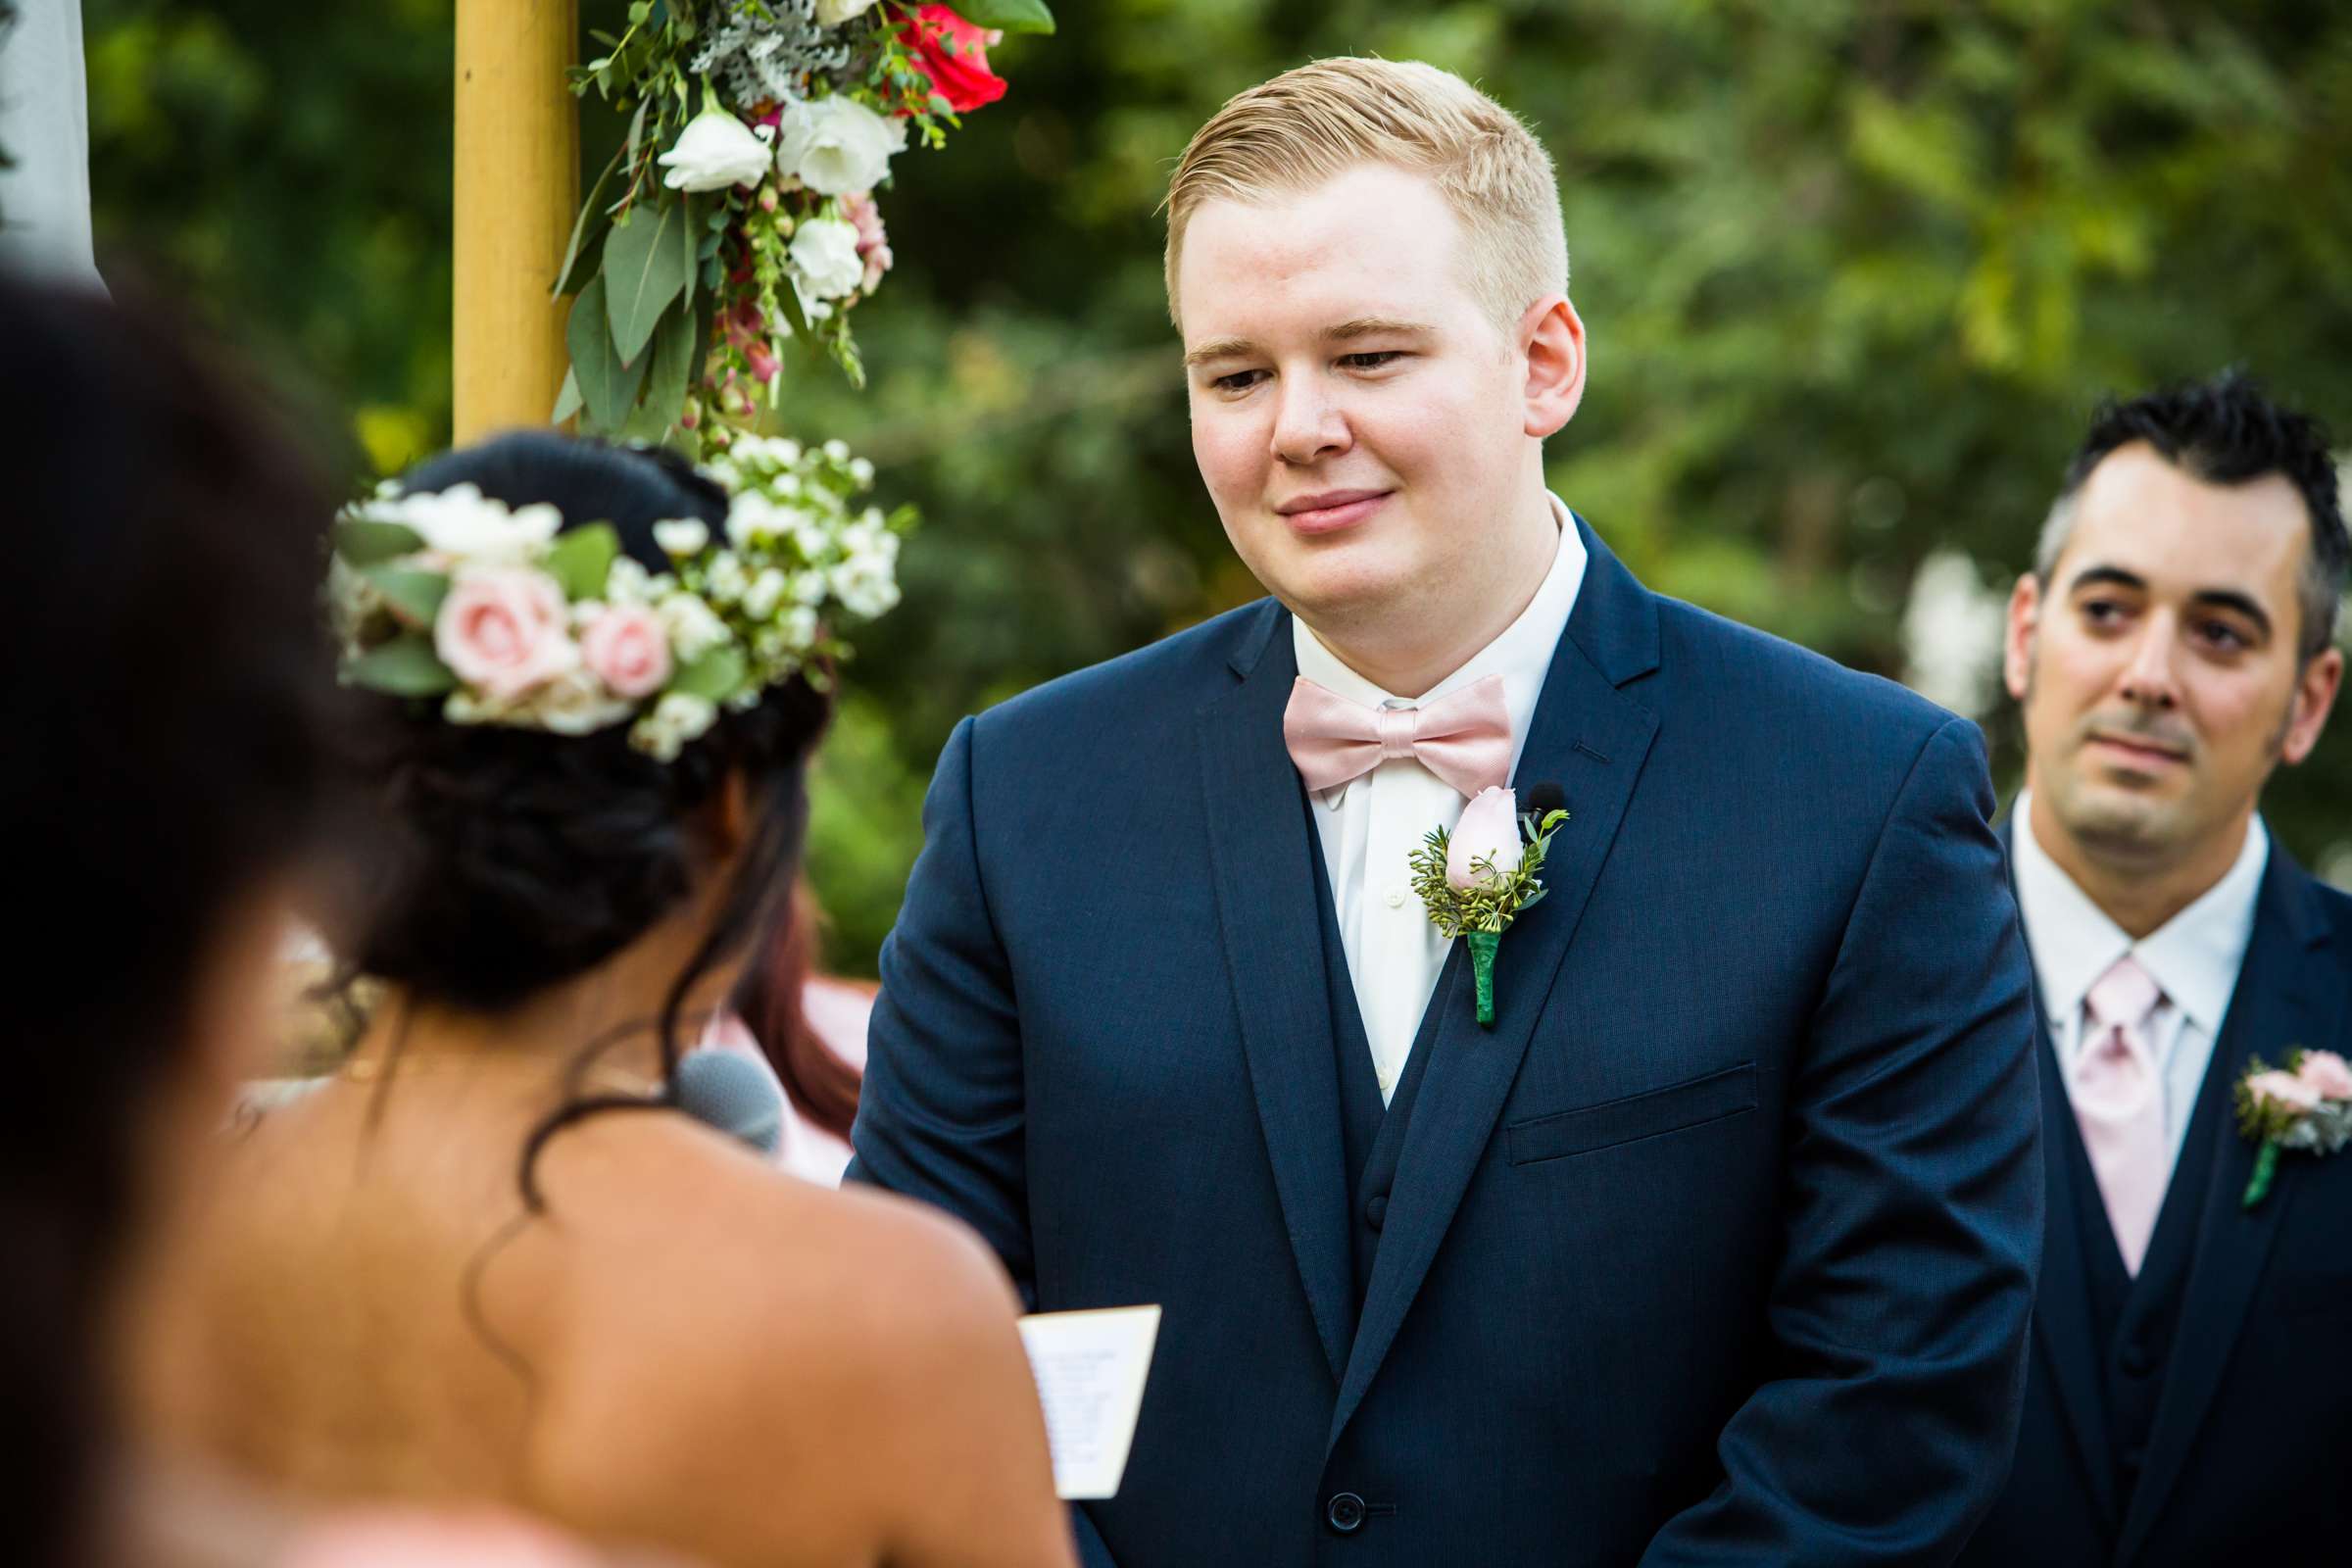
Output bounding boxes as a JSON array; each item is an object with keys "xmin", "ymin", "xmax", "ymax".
[{"xmin": 552, "ymin": 0, "xmax": 1054, "ymax": 453}]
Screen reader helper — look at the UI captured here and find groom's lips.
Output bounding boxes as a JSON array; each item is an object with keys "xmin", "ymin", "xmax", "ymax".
[{"xmin": 1275, "ymin": 488, "xmax": 1392, "ymax": 536}]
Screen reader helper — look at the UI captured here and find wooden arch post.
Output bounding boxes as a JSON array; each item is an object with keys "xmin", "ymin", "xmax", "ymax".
[{"xmin": 453, "ymin": 0, "xmax": 580, "ymax": 442}]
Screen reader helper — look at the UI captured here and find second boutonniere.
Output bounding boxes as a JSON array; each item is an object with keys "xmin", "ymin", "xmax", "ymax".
[
  {"xmin": 1408, "ymin": 787, "xmax": 1571, "ymax": 1028},
  {"xmin": 2232, "ymin": 1049, "xmax": 2352, "ymax": 1208}
]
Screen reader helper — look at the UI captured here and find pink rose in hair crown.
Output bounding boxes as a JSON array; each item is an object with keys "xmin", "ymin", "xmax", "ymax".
[
  {"xmin": 1446, "ymin": 787, "xmax": 1524, "ymax": 891},
  {"xmin": 900, "ymin": 6, "xmax": 1008, "ymax": 115},
  {"xmin": 434, "ymin": 566, "xmax": 577, "ymax": 702},
  {"xmin": 2295, "ymin": 1050, "xmax": 2352, "ymax": 1101},
  {"xmin": 580, "ymin": 604, "xmax": 673, "ymax": 699}
]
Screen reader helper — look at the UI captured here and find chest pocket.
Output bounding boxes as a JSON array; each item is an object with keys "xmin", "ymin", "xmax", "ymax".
[{"xmin": 1506, "ymin": 1062, "xmax": 1758, "ymax": 1166}]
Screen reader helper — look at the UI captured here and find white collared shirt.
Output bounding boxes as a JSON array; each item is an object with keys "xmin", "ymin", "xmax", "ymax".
[
  {"xmin": 2011, "ymin": 789, "xmax": 2270, "ymax": 1177},
  {"xmin": 1293, "ymin": 494, "xmax": 1587, "ymax": 1102}
]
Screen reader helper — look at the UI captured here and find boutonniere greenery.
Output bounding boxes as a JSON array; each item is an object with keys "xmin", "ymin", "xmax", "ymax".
[
  {"xmin": 2232, "ymin": 1049, "xmax": 2352, "ymax": 1208},
  {"xmin": 1408, "ymin": 786, "xmax": 1570, "ymax": 1028}
]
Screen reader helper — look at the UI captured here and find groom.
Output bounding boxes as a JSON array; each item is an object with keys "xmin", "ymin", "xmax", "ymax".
[{"xmin": 850, "ymin": 58, "xmax": 2042, "ymax": 1565}]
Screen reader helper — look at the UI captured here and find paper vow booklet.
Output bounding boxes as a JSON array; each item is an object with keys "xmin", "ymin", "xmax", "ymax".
[{"xmin": 1015, "ymin": 1304, "xmax": 1161, "ymax": 1500}]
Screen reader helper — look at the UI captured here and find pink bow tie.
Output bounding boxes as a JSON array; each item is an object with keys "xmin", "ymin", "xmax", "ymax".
[{"xmin": 1282, "ymin": 674, "xmax": 1513, "ymax": 800}]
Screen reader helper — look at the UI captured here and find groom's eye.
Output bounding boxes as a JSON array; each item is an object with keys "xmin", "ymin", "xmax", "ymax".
[
  {"xmin": 1340, "ymin": 351, "xmax": 1405, "ymax": 370},
  {"xmin": 1211, "ymin": 368, "xmax": 1270, "ymax": 392}
]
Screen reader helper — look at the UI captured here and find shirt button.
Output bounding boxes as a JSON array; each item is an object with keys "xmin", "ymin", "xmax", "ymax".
[{"xmin": 1385, "ymin": 888, "xmax": 1405, "ymax": 908}]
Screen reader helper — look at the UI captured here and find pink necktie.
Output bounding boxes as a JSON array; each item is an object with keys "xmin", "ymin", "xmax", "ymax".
[
  {"xmin": 2073, "ymin": 954, "xmax": 2167, "ymax": 1275},
  {"xmin": 1282, "ymin": 674, "xmax": 1512, "ymax": 800}
]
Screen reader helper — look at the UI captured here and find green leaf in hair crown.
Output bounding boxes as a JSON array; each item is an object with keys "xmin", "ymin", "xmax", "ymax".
[
  {"xmin": 1407, "ymin": 787, "xmax": 1569, "ymax": 1028},
  {"xmin": 326, "ymin": 436, "xmax": 911, "ymax": 761}
]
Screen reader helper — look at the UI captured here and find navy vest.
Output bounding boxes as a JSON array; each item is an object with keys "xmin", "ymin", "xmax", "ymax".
[{"xmin": 2059, "ymin": 976, "xmax": 2248, "ymax": 1510}]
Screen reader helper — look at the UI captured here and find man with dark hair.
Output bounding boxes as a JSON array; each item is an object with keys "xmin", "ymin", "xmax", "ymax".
[{"xmin": 1962, "ymin": 370, "xmax": 2352, "ymax": 1565}]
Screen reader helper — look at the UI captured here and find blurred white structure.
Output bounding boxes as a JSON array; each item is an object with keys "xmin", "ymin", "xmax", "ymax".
[
  {"xmin": 0, "ymin": 0, "xmax": 106, "ymax": 291},
  {"xmin": 1900, "ymin": 548, "xmax": 2010, "ymax": 720}
]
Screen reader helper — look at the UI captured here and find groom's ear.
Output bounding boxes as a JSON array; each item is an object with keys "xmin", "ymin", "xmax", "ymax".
[
  {"xmin": 2004, "ymin": 572, "xmax": 2042, "ymax": 704},
  {"xmin": 1520, "ymin": 294, "xmax": 1587, "ymax": 439}
]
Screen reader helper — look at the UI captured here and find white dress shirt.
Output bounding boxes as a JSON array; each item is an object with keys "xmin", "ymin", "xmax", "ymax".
[
  {"xmin": 2011, "ymin": 789, "xmax": 2270, "ymax": 1180},
  {"xmin": 1294, "ymin": 494, "xmax": 1587, "ymax": 1102}
]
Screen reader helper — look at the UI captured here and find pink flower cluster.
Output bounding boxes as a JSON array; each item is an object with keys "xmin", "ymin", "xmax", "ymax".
[
  {"xmin": 2245, "ymin": 1050, "xmax": 2352, "ymax": 1114},
  {"xmin": 434, "ymin": 567, "xmax": 670, "ymax": 705},
  {"xmin": 840, "ymin": 189, "xmax": 894, "ymax": 293}
]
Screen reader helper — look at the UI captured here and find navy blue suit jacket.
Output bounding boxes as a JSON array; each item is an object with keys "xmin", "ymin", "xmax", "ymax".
[
  {"xmin": 1961, "ymin": 833, "xmax": 2352, "ymax": 1567},
  {"xmin": 850, "ymin": 521, "xmax": 2044, "ymax": 1565}
]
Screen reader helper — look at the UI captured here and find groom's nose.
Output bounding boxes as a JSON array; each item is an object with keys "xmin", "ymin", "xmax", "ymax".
[{"xmin": 1270, "ymin": 373, "xmax": 1350, "ymax": 466}]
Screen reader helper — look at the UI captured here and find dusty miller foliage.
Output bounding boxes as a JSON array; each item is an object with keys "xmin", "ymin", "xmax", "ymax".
[{"xmin": 688, "ymin": 0, "xmax": 855, "ymax": 108}]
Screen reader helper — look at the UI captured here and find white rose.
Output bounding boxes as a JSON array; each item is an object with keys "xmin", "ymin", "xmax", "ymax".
[
  {"xmin": 772, "ymin": 95, "xmax": 906, "ymax": 197},
  {"xmin": 526, "ymin": 666, "xmax": 638, "ymax": 737},
  {"xmin": 789, "ymin": 217, "xmax": 866, "ymax": 300},
  {"xmin": 376, "ymin": 484, "xmax": 561, "ymax": 564},
  {"xmin": 814, "ymin": 0, "xmax": 877, "ymax": 24},
  {"xmin": 658, "ymin": 109, "xmax": 775, "ymax": 192}
]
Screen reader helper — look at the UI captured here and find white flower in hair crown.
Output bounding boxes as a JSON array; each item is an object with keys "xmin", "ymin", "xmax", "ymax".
[{"xmin": 329, "ymin": 436, "xmax": 907, "ymax": 761}]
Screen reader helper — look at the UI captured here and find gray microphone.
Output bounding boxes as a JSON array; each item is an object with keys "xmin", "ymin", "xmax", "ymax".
[{"xmin": 672, "ymin": 1050, "xmax": 786, "ymax": 1157}]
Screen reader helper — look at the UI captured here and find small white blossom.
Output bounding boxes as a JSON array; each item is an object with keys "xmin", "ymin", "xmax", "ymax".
[
  {"xmin": 526, "ymin": 666, "xmax": 637, "ymax": 736},
  {"xmin": 604, "ymin": 558, "xmax": 656, "ymax": 607},
  {"xmin": 790, "ymin": 217, "xmax": 866, "ymax": 301},
  {"xmin": 823, "ymin": 438, "xmax": 851, "ymax": 463},
  {"xmin": 653, "ymin": 519, "xmax": 710, "ymax": 558},
  {"xmin": 657, "ymin": 592, "xmax": 731, "ymax": 662},
  {"xmin": 791, "ymin": 569, "xmax": 828, "ymax": 606},
  {"xmin": 362, "ymin": 484, "xmax": 561, "ymax": 564},
  {"xmin": 784, "ymin": 606, "xmax": 821, "ymax": 648},
  {"xmin": 658, "ymin": 108, "xmax": 776, "ymax": 193},
  {"xmin": 849, "ymin": 457, "xmax": 874, "ymax": 485},
  {"xmin": 707, "ymin": 554, "xmax": 750, "ymax": 603},
  {"xmin": 831, "ymin": 555, "xmax": 900, "ymax": 618},
  {"xmin": 631, "ymin": 691, "xmax": 719, "ymax": 762},
  {"xmin": 743, "ymin": 566, "xmax": 789, "ymax": 620}
]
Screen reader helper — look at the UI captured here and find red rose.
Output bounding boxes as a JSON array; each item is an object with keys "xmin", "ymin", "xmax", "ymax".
[{"xmin": 901, "ymin": 5, "xmax": 1008, "ymax": 115}]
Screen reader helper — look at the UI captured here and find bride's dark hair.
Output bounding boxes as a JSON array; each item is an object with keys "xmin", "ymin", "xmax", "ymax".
[
  {"xmin": 2, "ymin": 272, "xmax": 340, "ymax": 1568},
  {"xmin": 335, "ymin": 431, "xmax": 839, "ymax": 1191}
]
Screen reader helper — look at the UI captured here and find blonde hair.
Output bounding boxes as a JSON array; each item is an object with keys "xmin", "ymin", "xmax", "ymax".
[{"xmin": 1163, "ymin": 57, "xmax": 1569, "ymax": 334}]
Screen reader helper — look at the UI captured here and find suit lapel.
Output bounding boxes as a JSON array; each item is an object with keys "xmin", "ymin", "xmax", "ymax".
[
  {"xmin": 2000, "ymin": 819, "xmax": 2122, "ymax": 1526},
  {"xmin": 1197, "ymin": 602, "xmax": 1354, "ymax": 1383},
  {"xmin": 2115, "ymin": 853, "xmax": 2333, "ymax": 1566},
  {"xmin": 1330, "ymin": 521, "xmax": 1661, "ymax": 1448}
]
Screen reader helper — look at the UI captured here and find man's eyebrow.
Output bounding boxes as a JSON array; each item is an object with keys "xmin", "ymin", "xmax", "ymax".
[
  {"xmin": 2066, "ymin": 564, "xmax": 2276, "ymax": 637},
  {"xmin": 1181, "ymin": 318, "xmax": 1439, "ymax": 370},
  {"xmin": 1324, "ymin": 316, "xmax": 1437, "ymax": 342},
  {"xmin": 2064, "ymin": 564, "xmax": 2148, "ymax": 596},
  {"xmin": 1182, "ymin": 337, "xmax": 1256, "ymax": 369}
]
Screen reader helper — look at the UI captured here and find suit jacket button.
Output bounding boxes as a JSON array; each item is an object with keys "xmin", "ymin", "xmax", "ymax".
[
  {"xmin": 1325, "ymin": 1492, "xmax": 1367, "ymax": 1534},
  {"xmin": 1364, "ymin": 1194, "xmax": 1388, "ymax": 1231}
]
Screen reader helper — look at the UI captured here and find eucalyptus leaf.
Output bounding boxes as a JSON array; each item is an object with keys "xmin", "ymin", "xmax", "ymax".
[
  {"xmin": 567, "ymin": 275, "xmax": 649, "ymax": 434},
  {"xmin": 358, "ymin": 564, "xmax": 450, "ymax": 628},
  {"xmin": 626, "ymin": 302, "xmax": 701, "ymax": 441},
  {"xmin": 332, "ymin": 518, "xmax": 426, "ymax": 565},
  {"xmin": 951, "ymin": 0, "xmax": 1054, "ymax": 34},
  {"xmin": 668, "ymin": 645, "xmax": 747, "ymax": 703},
  {"xmin": 553, "ymin": 144, "xmax": 625, "ymax": 301},
  {"xmin": 346, "ymin": 635, "xmax": 458, "ymax": 698},
  {"xmin": 542, "ymin": 522, "xmax": 621, "ymax": 601},
  {"xmin": 552, "ymin": 368, "xmax": 583, "ymax": 424},
  {"xmin": 604, "ymin": 198, "xmax": 693, "ymax": 365}
]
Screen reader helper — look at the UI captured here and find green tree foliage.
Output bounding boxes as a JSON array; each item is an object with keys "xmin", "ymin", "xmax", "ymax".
[{"xmin": 84, "ymin": 1, "xmax": 2352, "ymax": 970}]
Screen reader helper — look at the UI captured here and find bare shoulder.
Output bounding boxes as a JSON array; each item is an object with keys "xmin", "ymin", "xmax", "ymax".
[{"xmin": 522, "ymin": 1115, "xmax": 1064, "ymax": 1566}]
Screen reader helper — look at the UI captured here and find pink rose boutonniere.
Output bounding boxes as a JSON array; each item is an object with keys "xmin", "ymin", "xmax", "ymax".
[
  {"xmin": 2233, "ymin": 1049, "xmax": 2352, "ymax": 1207},
  {"xmin": 1407, "ymin": 786, "xmax": 1570, "ymax": 1028}
]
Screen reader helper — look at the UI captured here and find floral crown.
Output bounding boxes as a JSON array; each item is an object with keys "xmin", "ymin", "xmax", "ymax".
[{"xmin": 328, "ymin": 436, "xmax": 906, "ymax": 761}]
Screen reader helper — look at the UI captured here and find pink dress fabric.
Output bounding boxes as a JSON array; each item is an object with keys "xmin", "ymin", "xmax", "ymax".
[
  {"xmin": 698, "ymin": 977, "xmax": 873, "ymax": 1187},
  {"xmin": 275, "ymin": 1509, "xmax": 605, "ymax": 1567}
]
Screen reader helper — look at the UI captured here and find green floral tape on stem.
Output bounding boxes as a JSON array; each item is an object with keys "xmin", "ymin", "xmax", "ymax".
[
  {"xmin": 1467, "ymin": 930, "xmax": 1500, "ymax": 1029},
  {"xmin": 2242, "ymin": 1139, "xmax": 2279, "ymax": 1209}
]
